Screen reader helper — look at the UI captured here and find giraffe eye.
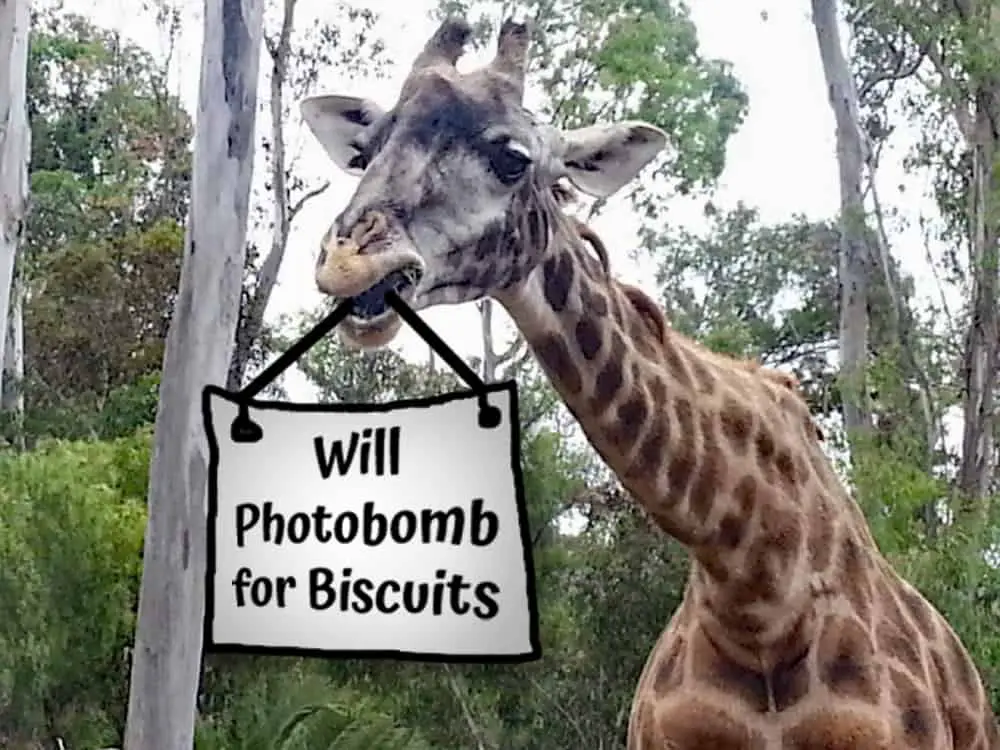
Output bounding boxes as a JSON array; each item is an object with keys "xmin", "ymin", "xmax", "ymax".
[{"xmin": 486, "ymin": 138, "xmax": 532, "ymax": 185}]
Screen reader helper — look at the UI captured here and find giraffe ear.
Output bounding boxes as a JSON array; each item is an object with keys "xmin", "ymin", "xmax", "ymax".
[
  {"xmin": 558, "ymin": 122, "xmax": 667, "ymax": 198},
  {"xmin": 300, "ymin": 94, "xmax": 386, "ymax": 176}
]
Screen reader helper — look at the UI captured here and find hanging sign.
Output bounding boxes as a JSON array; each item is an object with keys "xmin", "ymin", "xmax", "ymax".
[{"xmin": 202, "ymin": 293, "xmax": 540, "ymax": 662}]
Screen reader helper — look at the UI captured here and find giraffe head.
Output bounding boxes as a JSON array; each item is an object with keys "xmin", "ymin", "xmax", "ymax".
[{"xmin": 301, "ymin": 17, "xmax": 666, "ymax": 347}]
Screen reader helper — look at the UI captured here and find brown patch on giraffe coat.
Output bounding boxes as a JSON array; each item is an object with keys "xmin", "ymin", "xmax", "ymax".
[
  {"xmin": 690, "ymin": 357, "xmax": 717, "ymax": 394},
  {"xmin": 627, "ymin": 417, "xmax": 666, "ymax": 483},
  {"xmin": 719, "ymin": 396, "xmax": 754, "ymax": 455},
  {"xmin": 651, "ymin": 634, "xmax": 686, "ymax": 695},
  {"xmin": 946, "ymin": 704, "xmax": 982, "ymax": 748},
  {"xmin": 875, "ymin": 620, "xmax": 924, "ymax": 680},
  {"xmin": 611, "ymin": 390, "xmax": 649, "ymax": 447},
  {"xmin": 944, "ymin": 626, "xmax": 983, "ymax": 699},
  {"xmin": 769, "ymin": 613, "xmax": 814, "ymax": 711},
  {"xmin": 534, "ymin": 334, "xmax": 582, "ymax": 396},
  {"xmin": 657, "ymin": 699, "xmax": 767, "ymax": 750},
  {"xmin": 579, "ymin": 282, "xmax": 609, "ymax": 316},
  {"xmin": 574, "ymin": 317, "xmax": 602, "ymax": 360},
  {"xmin": 816, "ymin": 616, "xmax": 880, "ymax": 704},
  {"xmin": 542, "ymin": 253, "xmax": 573, "ymax": 311},
  {"xmin": 889, "ymin": 666, "xmax": 938, "ymax": 749},
  {"xmin": 806, "ymin": 496, "xmax": 835, "ymax": 572},
  {"xmin": 689, "ymin": 413, "xmax": 722, "ymax": 523},
  {"xmin": 689, "ymin": 625, "xmax": 768, "ymax": 712},
  {"xmin": 782, "ymin": 710, "xmax": 891, "ymax": 749},
  {"xmin": 666, "ymin": 397, "xmax": 697, "ymax": 499},
  {"xmin": 729, "ymin": 492, "xmax": 802, "ymax": 605},
  {"xmin": 591, "ymin": 333, "xmax": 625, "ymax": 412},
  {"xmin": 661, "ymin": 338, "xmax": 693, "ymax": 388},
  {"xmin": 898, "ymin": 584, "xmax": 936, "ymax": 640},
  {"xmin": 838, "ymin": 534, "xmax": 873, "ymax": 623}
]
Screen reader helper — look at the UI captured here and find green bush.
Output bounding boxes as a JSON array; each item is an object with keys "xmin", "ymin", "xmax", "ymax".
[{"xmin": 0, "ymin": 432, "xmax": 150, "ymax": 746}]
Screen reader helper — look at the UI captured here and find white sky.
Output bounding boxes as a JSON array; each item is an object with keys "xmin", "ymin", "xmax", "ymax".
[{"xmin": 70, "ymin": 0, "xmax": 951, "ymax": 417}]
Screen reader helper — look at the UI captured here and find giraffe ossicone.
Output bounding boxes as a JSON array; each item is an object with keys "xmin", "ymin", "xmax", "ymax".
[{"xmin": 301, "ymin": 17, "xmax": 1000, "ymax": 750}]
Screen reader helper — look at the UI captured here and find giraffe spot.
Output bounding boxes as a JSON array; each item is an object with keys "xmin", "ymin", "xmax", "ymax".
[
  {"xmin": 719, "ymin": 397, "xmax": 753, "ymax": 454},
  {"xmin": 947, "ymin": 706, "xmax": 981, "ymax": 748},
  {"xmin": 782, "ymin": 710, "xmax": 891, "ymax": 750},
  {"xmin": 628, "ymin": 419, "xmax": 666, "ymax": 482},
  {"xmin": 612, "ymin": 392, "xmax": 648, "ymax": 446},
  {"xmin": 690, "ymin": 626, "xmax": 768, "ymax": 712},
  {"xmin": 839, "ymin": 535, "xmax": 873, "ymax": 623},
  {"xmin": 666, "ymin": 399, "xmax": 697, "ymax": 498},
  {"xmin": 733, "ymin": 475, "xmax": 758, "ymax": 514},
  {"xmin": 876, "ymin": 621, "xmax": 924, "ymax": 679},
  {"xmin": 574, "ymin": 317, "xmax": 602, "ymax": 360},
  {"xmin": 817, "ymin": 617, "xmax": 879, "ymax": 704},
  {"xmin": 806, "ymin": 497, "xmax": 834, "ymax": 572},
  {"xmin": 716, "ymin": 512, "xmax": 747, "ymax": 549},
  {"xmin": 714, "ymin": 604, "xmax": 768, "ymax": 642},
  {"xmin": 591, "ymin": 334, "xmax": 625, "ymax": 411},
  {"xmin": 890, "ymin": 667, "xmax": 937, "ymax": 748},
  {"xmin": 534, "ymin": 334, "xmax": 582, "ymax": 395},
  {"xmin": 945, "ymin": 627, "xmax": 982, "ymax": 698},
  {"xmin": 691, "ymin": 358, "xmax": 716, "ymax": 394},
  {"xmin": 657, "ymin": 699, "xmax": 765, "ymax": 750},
  {"xmin": 652, "ymin": 635, "xmax": 685, "ymax": 695},
  {"xmin": 689, "ymin": 415, "xmax": 722, "ymax": 522},
  {"xmin": 579, "ymin": 284, "xmax": 608, "ymax": 316},
  {"xmin": 899, "ymin": 584, "xmax": 936, "ymax": 639},
  {"xmin": 662, "ymin": 340, "xmax": 693, "ymax": 387},
  {"xmin": 770, "ymin": 614, "xmax": 813, "ymax": 711},
  {"xmin": 754, "ymin": 428, "xmax": 777, "ymax": 472},
  {"xmin": 542, "ymin": 253, "xmax": 573, "ymax": 311},
  {"xmin": 775, "ymin": 449, "xmax": 798, "ymax": 486},
  {"xmin": 648, "ymin": 375, "xmax": 667, "ymax": 407}
]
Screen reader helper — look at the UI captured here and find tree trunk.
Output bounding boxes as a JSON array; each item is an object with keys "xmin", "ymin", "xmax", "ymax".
[
  {"xmin": 957, "ymin": 85, "xmax": 1000, "ymax": 509},
  {"xmin": 123, "ymin": 0, "xmax": 264, "ymax": 747},
  {"xmin": 2, "ymin": 272, "xmax": 24, "ymax": 447},
  {"xmin": 811, "ymin": 0, "xmax": 873, "ymax": 442},
  {"xmin": 0, "ymin": 0, "xmax": 30, "ymax": 410}
]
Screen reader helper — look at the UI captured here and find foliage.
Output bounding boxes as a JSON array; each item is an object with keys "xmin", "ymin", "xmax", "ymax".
[{"xmin": 0, "ymin": 433, "xmax": 149, "ymax": 747}]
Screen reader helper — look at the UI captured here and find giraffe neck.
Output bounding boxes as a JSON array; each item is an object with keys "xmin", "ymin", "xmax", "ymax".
[{"xmin": 494, "ymin": 225, "xmax": 854, "ymax": 652}]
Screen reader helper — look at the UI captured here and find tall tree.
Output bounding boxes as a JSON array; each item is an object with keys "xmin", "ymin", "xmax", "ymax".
[
  {"xmin": 848, "ymin": 0, "xmax": 1000, "ymax": 508},
  {"xmin": 0, "ymin": 0, "xmax": 31, "ymax": 415},
  {"xmin": 123, "ymin": 0, "xmax": 264, "ymax": 747},
  {"xmin": 227, "ymin": 0, "xmax": 387, "ymax": 389},
  {"xmin": 812, "ymin": 0, "xmax": 874, "ymax": 443}
]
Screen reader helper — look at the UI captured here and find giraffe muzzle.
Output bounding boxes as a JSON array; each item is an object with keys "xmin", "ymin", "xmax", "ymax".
[{"xmin": 315, "ymin": 234, "xmax": 425, "ymax": 321}]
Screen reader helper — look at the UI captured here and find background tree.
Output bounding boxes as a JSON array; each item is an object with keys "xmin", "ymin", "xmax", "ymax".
[
  {"xmin": 0, "ymin": 0, "xmax": 31, "ymax": 419},
  {"xmin": 123, "ymin": 0, "xmax": 265, "ymax": 746}
]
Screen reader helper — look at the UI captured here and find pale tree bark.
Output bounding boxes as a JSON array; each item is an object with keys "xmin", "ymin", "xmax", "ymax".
[
  {"xmin": 123, "ymin": 0, "xmax": 264, "ymax": 747},
  {"xmin": 2, "ymin": 270, "xmax": 24, "ymax": 446},
  {"xmin": 226, "ymin": 0, "xmax": 329, "ymax": 390},
  {"xmin": 952, "ymin": 0, "xmax": 1000, "ymax": 509},
  {"xmin": 812, "ymin": 0, "xmax": 873, "ymax": 441},
  {"xmin": 476, "ymin": 298, "xmax": 525, "ymax": 383},
  {"xmin": 0, "ymin": 0, "xmax": 30, "ymax": 411}
]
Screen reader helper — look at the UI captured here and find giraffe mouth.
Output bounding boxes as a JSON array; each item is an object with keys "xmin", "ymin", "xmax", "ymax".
[{"xmin": 346, "ymin": 264, "xmax": 423, "ymax": 323}]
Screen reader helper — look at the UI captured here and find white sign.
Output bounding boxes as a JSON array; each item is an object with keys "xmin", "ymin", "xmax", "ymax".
[{"xmin": 201, "ymin": 382, "xmax": 540, "ymax": 662}]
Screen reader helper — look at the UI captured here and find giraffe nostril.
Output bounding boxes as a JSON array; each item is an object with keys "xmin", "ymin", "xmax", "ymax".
[{"xmin": 350, "ymin": 211, "xmax": 390, "ymax": 249}]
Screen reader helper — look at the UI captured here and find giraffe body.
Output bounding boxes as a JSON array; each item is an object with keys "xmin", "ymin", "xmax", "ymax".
[{"xmin": 298, "ymin": 18, "xmax": 1000, "ymax": 749}]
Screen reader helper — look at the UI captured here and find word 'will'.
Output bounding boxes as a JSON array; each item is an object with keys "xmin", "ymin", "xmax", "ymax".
[{"xmin": 314, "ymin": 426, "xmax": 400, "ymax": 478}]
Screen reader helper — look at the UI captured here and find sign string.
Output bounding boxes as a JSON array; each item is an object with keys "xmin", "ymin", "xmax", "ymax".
[{"xmin": 230, "ymin": 291, "xmax": 503, "ymax": 443}]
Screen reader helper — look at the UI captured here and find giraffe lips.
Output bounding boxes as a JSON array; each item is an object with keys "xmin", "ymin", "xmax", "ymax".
[{"xmin": 347, "ymin": 264, "xmax": 423, "ymax": 323}]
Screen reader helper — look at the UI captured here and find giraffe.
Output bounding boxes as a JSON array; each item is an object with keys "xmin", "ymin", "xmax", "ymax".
[{"xmin": 299, "ymin": 17, "xmax": 1000, "ymax": 749}]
